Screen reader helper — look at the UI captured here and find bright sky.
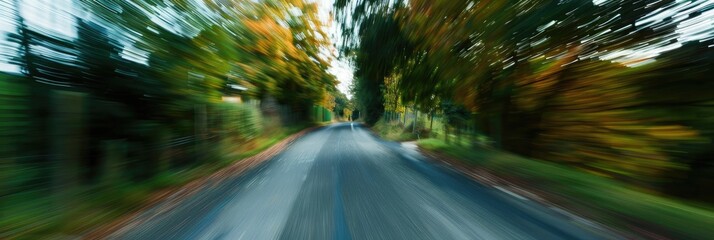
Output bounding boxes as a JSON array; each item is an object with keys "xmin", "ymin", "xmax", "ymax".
[{"xmin": 316, "ymin": 0, "xmax": 354, "ymax": 99}]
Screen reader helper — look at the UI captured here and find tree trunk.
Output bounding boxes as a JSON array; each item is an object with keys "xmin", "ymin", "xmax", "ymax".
[
  {"xmin": 413, "ymin": 109, "xmax": 418, "ymax": 134},
  {"xmin": 444, "ymin": 124, "xmax": 450, "ymax": 143},
  {"xmin": 403, "ymin": 109, "xmax": 408, "ymax": 126},
  {"xmin": 429, "ymin": 112, "xmax": 434, "ymax": 132},
  {"xmin": 456, "ymin": 123, "xmax": 462, "ymax": 146}
]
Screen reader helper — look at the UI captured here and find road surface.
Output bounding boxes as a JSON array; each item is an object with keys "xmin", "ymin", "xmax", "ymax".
[{"xmin": 116, "ymin": 123, "xmax": 615, "ymax": 240}]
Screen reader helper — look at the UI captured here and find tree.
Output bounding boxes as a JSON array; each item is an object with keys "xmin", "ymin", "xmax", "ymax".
[{"xmin": 337, "ymin": 0, "xmax": 714, "ymax": 190}]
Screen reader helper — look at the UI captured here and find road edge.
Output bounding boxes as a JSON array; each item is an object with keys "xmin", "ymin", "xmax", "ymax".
[
  {"xmin": 412, "ymin": 143, "xmax": 640, "ymax": 240},
  {"xmin": 83, "ymin": 126, "xmax": 323, "ymax": 239}
]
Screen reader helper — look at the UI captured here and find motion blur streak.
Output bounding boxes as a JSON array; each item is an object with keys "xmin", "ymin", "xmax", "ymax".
[
  {"xmin": 335, "ymin": 0, "xmax": 714, "ymax": 238},
  {"xmin": 1, "ymin": 0, "xmax": 345, "ymax": 238},
  {"xmin": 2, "ymin": 0, "xmax": 714, "ymax": 239},
  {"xmin": 116, "ymin": 123, "xmax": 612, "ymax": 240}
]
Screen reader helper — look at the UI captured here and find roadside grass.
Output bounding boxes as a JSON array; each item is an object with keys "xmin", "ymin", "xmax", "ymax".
[
  {"xmin": 372, "ymin": 119, "xmax": 418, "ymax": 141},
  {"xmin": 372, "ymin": 116, "xmax": 479, "ymax": 145},
  {"xmin": 372, "ymin": 116, "xmax": 446, "ymax": 142},
  {"xmin": 230, "ymin": 123, "xmax": 312, "ymax": 161},
  {"xmin": 2, "ymin": 124, "xmax": 312, "ymax": 239},
  {"xmin": 418, "ymin": 138, "xmax": 714, "ymax": 239}
]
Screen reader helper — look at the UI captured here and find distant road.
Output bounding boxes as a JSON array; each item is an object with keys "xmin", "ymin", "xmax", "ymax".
[{"xmin": 117, "ymin": 122, "xmax": 613, "ymax": 240}]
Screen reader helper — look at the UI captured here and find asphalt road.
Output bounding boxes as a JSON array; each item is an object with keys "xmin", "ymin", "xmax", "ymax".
[{"xmin": 117, "ymin": 123, "xmax": 615, "ymax": 240}]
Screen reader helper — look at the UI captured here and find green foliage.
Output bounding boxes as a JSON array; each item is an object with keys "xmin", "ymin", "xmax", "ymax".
[
  {"xmin": 2, "ymin": 0, "xmax": 337, "ymax": 237},
  {"xmin": 219, "ymin": 103, "xmax": 263, "ymax": 141},
  {"xmin": 419, "ymin": 138, "xmax": 714, "ymax": 239},
  {"xmin": 312, "ymin": 105, "xmax": 333, "ymax": 122},
  {"xmin": 372, "ymin": 118, "xmax": 416, "ymax": 142},
  {"xmin": 332, "ymin": 90, "xmax": 351, "ymax": 119},
  {"xmin": 337, "ymin": 1, "xmax": 416, "ymax": 125},
  {"xmin": 337, "ymin": 0, "xmax": 714, "ymax": 196},
  {"xmin": 0, "ymin": 73, "xmax": 30, "ymax": 210}
]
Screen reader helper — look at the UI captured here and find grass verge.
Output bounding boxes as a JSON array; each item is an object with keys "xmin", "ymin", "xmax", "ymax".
[
  {"xmin": 372, "ymin": 119, "xmax": 420, "ymax": 141},
  {"xmin": 2, "ymin": 124, "xmax": 312, "ymax": 239},
  {"xmin": 418, "ymin": 138, "xmax": 714, "ymax": 239}
]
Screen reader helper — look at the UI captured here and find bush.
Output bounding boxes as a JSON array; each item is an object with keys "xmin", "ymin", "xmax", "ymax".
[{"xmin": 219, "ymin": 103, "xmax": 263, "ymax": 141}]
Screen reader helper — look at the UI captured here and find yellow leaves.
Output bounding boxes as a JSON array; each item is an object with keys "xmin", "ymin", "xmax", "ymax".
[
  {"xmin": 383, "ymin": 72, "xmax": 403, "ymax": 112},
  {"xmin": 646, "ymin": 125, "xmax": 701, "ymax": 140},
  {"xmin": 321, "ymin": 93, "xmax": 336, "ymax": 111},
  {"xmin": 242, "ymin": 18, "xmax": 295, "ymax": 57},
  {"xmin": 537, "ymin": 109, "xmax": 703, "ymax": 180},
  {"xmin": 343, "ymin": 108, "xmax": 353, "ymax": 118},
  {"xmin": 516, "ymin": 58, "xmax": 708, "ymax": 181}
]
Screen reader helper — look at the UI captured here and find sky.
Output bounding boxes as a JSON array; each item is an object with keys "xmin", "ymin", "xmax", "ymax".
[
  {"xmin": 0, "ymin": 0, "xmax": 78, "ymax": 73},
  {"xmin": 3, "ymin": 0, "xmax": 713, "ymax": 99},
  {"xmin": 316, "ymin": 0, "xmax": 354, "ymax": 99}
]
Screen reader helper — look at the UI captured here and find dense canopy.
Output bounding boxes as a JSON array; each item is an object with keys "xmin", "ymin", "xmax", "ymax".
[{"xmin": 336, "ymin": 0, "xmax": 714, "ymax": 195}]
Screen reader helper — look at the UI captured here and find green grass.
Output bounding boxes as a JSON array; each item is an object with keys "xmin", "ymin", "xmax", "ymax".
[
  {"xmin": 372, "ymin": 118, "xmax": 422, "ymax": 141},
  {"xmin": 2, "ymin": 124, "xmax": 312, "ymax": 239},
  {"xmin": 232, "ymin": 123, "xmax": 311, "ymax": 160},
  {"xmin": 418, "ymin": 138, "xmax": 714, "ymax": 239},
  {"xmin": 372, "ymin": 115, "xmax": 479, "ymax": 145}
]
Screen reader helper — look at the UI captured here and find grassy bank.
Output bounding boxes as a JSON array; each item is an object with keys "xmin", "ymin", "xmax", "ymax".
[
  {"xmin": 418, "ymin": 138, "xmax": 714, "ymax": 239},
  {"xmin": 372, "ymin": 119, "xmax": 417, "ymax": 141},
  {"xmin": 2, "ymin": 124, "xmax": 312, "ymax": 239},
  {"xmin": 371, "ymin": 117, "xmax": 438, "ymax": 142}
]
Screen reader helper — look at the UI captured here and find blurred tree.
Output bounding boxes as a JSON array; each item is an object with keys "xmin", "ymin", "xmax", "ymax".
[{"xmin": 337, "ymin": 0, "xmax": 714, "ymax": 192}]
